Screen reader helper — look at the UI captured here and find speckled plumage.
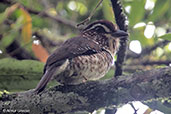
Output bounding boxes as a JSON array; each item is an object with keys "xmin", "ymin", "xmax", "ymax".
[
  {"xmin": 54, "ymin": 51, "xmax": 113, "ymax": 84},
  {"xmin": 35, "ymin": 20, "xmax": 128, "ymax": 93}
]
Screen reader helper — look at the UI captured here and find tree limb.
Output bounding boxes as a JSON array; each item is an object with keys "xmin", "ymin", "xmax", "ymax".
[
  {"xmin": 0, "ymin": 67, "xmax": 170, "ymax": 114},
  {"xmin": 110, "ymin": 0, "xmax": 129, "ymax": 77},
  {"xmin": 131, "ymin": 60, "xmax": 171, "ymax": 66}
]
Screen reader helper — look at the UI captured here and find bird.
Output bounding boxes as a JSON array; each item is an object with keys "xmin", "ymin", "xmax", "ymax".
[{"xmin": 34, "ymin": 20, "xmax": 128, "ymax": 93}]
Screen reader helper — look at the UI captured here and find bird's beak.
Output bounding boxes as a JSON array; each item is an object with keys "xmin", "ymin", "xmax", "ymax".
[{"xmin": 111, "ymin": 30, "xmax": 128, "ymax": 38}]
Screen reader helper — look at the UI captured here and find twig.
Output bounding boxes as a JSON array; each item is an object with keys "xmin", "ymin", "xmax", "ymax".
[
  {"xmin": 77, "ymin": 0, "xmax": 103, "ymax": 27},
  {"xmin": 129, "ymin": 103, "xmax": 138, "ymax": 114},
  {"xmin": 0, "ymin": 0, "xmax": 77, "ymax": 30},
  {"xmin": 42, "ymin": 12, "xmax": 77, "ymax": 29},
  {"xmin": 23, "ymin": 6, "xmax": 77, "ymax": 30}
]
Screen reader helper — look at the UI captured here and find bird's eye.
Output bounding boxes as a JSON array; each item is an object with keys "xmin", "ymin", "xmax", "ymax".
[{"xmin": 95, "ymin": 26, "xmax": 106, "ymax": 33}]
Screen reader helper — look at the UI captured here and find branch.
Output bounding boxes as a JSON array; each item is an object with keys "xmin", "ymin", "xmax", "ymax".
[
  {"xmin": 6, "ymin": 40, "xmax": 36, "ymax": 60},
  {"xmin": 144, "ymin": 100, "xmax": 171, "ymax": 114},
  {"xmin": 129, "ymin": 103, "xmax": 138, "ymax": 114},
  {"xmin": 131, "ymin": 60, "xmax": 171, "ymax": 66},
  {"xmin": 38, "ymin": 12, "xmax": 77, "ymax": 30},
  {"xmin": 0, "ymin": 67, "xmax": 170, "ymax": 113},
  {"xmin": 126, "ymin": 40, "xmax": 169, "ymax": 59},
  {"xmin": 33, "ymin": 32, "xmax": 62, "ymax": 48},
  {"xmin": 110, "ymin": 0, "xmax": 129, "ymax": 76},
  {"xmin": 0, "ymin": 0, "xmax": 77, "ymax": 30}
]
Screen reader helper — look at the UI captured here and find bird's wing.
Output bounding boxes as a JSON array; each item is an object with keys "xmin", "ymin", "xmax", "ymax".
[
  {"xmin": 45, "ymin": 36, "xmax": 103, "ymax": 70},
  {"xmin": 35, "ymin": 37, "xmax": 103, "ymax": 93}
]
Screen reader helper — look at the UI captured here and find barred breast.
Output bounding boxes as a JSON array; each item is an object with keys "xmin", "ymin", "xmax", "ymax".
[{"xmin": 54, "ymin": 51, "xmax": 114, "ymax": 85}]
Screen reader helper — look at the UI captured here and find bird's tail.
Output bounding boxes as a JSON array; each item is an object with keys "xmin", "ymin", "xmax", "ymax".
[{"xmin": 34, "ymin": 68, "xmax": 56, "ymax": 93}]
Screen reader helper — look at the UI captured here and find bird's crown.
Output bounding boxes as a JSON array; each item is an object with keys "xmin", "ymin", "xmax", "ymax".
[{"xmin": 82, "ymin": 20, "xmax": 117, "ymax": 34}]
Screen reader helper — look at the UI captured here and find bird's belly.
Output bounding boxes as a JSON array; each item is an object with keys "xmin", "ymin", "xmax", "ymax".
[
  {"xmin": 75, "ymin": 53, "xmax": 112, "ymax": 79},
  {"xmin": 59, "ymin": 51, "xmax": 113, "ymax": 84}
]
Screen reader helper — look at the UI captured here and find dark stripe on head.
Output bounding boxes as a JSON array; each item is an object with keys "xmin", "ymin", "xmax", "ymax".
[{"xmin": 83, "ymin": 20, "xmax": 117, "ymax": 33}]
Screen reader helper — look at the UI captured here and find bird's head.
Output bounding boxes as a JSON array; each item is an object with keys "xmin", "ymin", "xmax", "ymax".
[
  {"xmin": 82, "ymin": 20, "xmax": 128, "ymax": 40},
  {"xmin": 82, "ymin": 20, "xmax": 128, "ymax": 55}
]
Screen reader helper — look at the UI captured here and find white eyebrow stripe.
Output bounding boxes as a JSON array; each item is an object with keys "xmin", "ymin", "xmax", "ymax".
[{"xmin": 85, "ymin": 23, "xmax": 111, "ymax": 33}]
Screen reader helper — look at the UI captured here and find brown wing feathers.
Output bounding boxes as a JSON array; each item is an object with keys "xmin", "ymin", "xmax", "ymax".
[
  {"xmin": 35, "ymin": 37, "xmax": 102, "ymax": 93},
  {"xmin": 45, "ymin": 37, "xmax": 102, "ymax": 68}
]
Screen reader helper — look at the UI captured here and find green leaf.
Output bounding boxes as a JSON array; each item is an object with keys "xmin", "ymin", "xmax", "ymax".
[
  {"xmin": 129, "ymin": 0, "xmax": 146, "ymax": 26},
  {"xmin": 0, "ymin": 12, "xmax": 8, "ymax": 24},
  {"xmin": 19, "ymin": 7, "xmax": 32, "ymax": 44},
  {"xmin": 148, "ymin": 0, "xmax": 170, "ymax": 22},
  {"xmin": 102, "ymin": 0, "xmax": 114, "ymax": 22},
  {"xmin": 158, "ymin": 33, "xmax": 171, "ymax": 41},
  {"xmin": 17, "ymin": 0, "xmax": 43, "ymax": 11},
  {"xmin": 0, "ymin": 16, "xmax": 23, "ymax": 49},
  {"xmin": 0, "ymin": 32, "xmax": 18, "ymax": 48},
  {"xmin": 0, "ymin": 58, "xmax": 44, "ymax": 91},
  {"xmin": 0, "ymin": 3, "xmax": 19, "ymax": 24}
]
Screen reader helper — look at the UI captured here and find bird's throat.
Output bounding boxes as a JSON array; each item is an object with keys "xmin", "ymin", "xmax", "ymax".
[{"xmin": 108, "ymin": 39, "xmax": 115, "ymax": 57}]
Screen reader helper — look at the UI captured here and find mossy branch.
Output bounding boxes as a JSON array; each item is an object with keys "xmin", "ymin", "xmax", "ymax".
[{"xmin": 0, "ymin": 67, "xmax": 170, "ymax": 114}]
